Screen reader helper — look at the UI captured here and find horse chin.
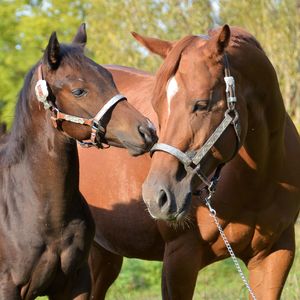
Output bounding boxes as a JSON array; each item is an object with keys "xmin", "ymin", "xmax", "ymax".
[
  {"xmin": 99, "ymin": 138, "xmax": 149, "ymax": 155},
  {"xmin": 122, "ymin": 141, "xmax": 152, "ymax": 156},
  {"xmin": 172, "ymin": 192, "xmax": 192, "ymax": 222}
]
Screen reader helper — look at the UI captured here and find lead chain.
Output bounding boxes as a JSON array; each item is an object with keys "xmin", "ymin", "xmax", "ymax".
[{"xmin": 204, "ymin": 195, "xmax": 257, "ymax": 300}]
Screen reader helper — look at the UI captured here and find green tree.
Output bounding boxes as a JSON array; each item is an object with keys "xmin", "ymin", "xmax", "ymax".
[
  {"xmin": 0, "ymin": 0, "xmax": 213, "ymax": 125},
  {"xmin": 86, "ymin": 0, "xmax": 213, "ymax": 72},
  {"xmin": 219, "ymin": 0, "xmax": 300, "ymax": 122},
  {"xmin": 0, "ymin": 0, "xmax": 88, "ymax": 125},
  {"xmin": 3, "ymin": 1, "xmax": 298, "ymax": 125}
]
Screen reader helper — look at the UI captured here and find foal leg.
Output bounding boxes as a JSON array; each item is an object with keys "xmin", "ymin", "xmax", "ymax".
[
  {"xmin": 89, "ymin": 241, "xmax": 123, "ymax": 300},
  {"xmin": 0, "ymin": 278, "xmax": 21, "ymax": 300},
  {"xmin": 70, "ymin": 263, "xmax": 92, "ymax": 300},
  {"xmin": 49, "ymin": 263, "xmax": 91, "ymax": 300},
  {"xmin": 247, "ymin": 225, "xmax": 295, "ymax": 300}
]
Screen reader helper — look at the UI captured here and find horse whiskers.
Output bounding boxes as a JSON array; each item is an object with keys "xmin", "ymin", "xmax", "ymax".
[
  {"xmin": 166, "ymin": 214, "xmax": 195, "ymax": 231},
  {"xmin": 144, "ymin": 206, "xmax": 194, "ymax": 231}
]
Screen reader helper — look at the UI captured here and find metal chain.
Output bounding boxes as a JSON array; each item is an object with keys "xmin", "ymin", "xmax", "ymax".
[{"xmin": 204, "ymin": 194, "xmax": 257, "ymax": 300}]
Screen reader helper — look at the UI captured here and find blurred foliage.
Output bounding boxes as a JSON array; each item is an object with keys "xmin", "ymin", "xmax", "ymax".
[
  {"xmin": 0, "ymin": 0, "xmax": 89, "ymax": 124},
  {"xmin": 219, "ymin": 0, "xmax": 300, "ymax": 122},
  {"xmin": 86, "ymin": 0, "xmax": 212, "ymax": 70},
  {"xmin": 0, "ymin": 0, "xmax": 212, "ymax": 126},
  {"xmin": 1, "ymin": 0, "xmax": 299, "ymax": 125}
]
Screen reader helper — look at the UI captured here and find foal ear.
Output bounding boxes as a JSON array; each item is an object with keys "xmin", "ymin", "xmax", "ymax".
[
  {"xmin": 131, "ymin": 32, "xmax": 173, "ymax": 58},
  {"xmin": 215, "ymin": 24, "xmax": 231, "ymax": 54},
  {"xmin": 72, "ymin": 23, "xmax": 87, "ymax": 47},
  {"xmin": 44, "ymin": 32, "xmax": 60, "ymax": 69}
]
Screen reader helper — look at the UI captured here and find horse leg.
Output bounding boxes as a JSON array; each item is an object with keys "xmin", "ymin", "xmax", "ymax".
[
  {"xmin": 247, "ymin": 225, "xmax": 295, "ymax": 300},
  {"xmin": 89, "ymin": 241, "xmax": 123, "ymax": 300},
  {"xmin": 161, "ymin": 265, "xmax": 171, "ymax": 300},
  {"xmin": 0, "ymin": 278, "xmax": 21, "ymax": 300},
  {"xmin": 161, "ymin": 234, "xmax": 202, "ymax": 300}
]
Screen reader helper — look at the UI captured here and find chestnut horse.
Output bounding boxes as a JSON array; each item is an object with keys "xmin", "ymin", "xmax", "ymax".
[
  {"xmin": 0, "ymin": 24, "xmax": 156, "ymax": 300},
  {"xmin": 79, "ymin": 25, "xmax": 300, "ymax": 299}
]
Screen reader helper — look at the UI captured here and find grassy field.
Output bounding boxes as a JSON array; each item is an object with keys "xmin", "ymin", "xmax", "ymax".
[{"xmin": 36, "ymin": 222, "xmax": 300, "ymax": 299}]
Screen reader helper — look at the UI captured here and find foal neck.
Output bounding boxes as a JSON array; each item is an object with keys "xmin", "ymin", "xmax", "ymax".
[{"xmin": 2, "ymin": 76, "xmax": 80, "ymax": 226}]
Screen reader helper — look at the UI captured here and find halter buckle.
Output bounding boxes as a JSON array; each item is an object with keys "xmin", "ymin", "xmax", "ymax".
[
  {"xmin": 92, "ymin": 121, "xmax": 105, "ymax": 134},
  {"xmin": 224, "ymin": 76, "xmax": 235, "ymax": 94}
]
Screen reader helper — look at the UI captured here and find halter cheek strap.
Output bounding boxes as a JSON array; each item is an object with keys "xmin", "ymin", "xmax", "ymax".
[
  {"xmin": 89, "ymin": 94, "xmax": 126, "ymax": 147},
  {"xmin": 35, "ymin": 64, "xmax": 126, "ymax": 148},
  {"xmin": 150, "ymin": 53, "xmax": 241, "ymax": 188}
]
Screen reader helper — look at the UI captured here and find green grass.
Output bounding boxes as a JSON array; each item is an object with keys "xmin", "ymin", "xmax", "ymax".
[{"xmin": 36, "ymin": 222, "xmax": 300, "ymax": 300}]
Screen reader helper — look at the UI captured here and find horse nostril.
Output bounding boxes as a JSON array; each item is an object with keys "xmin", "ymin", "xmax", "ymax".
[
  {"xmin": 158, "ymin": 189, "xmax": 169, "ymax": 210},
  {"xmin": 138, "ymin": 125, "xmax": 157, "ymax": 146}
]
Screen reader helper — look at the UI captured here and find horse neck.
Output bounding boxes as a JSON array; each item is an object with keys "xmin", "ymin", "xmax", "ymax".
[
  {"xmin": 231, "ymin": 47, "xmax": 286, "ymax": 177},
  {"xmin": 107, "ymin": 65, "xmax": 157, "ymax": 126},
  {"xmin": 4, "ymin": 91, "xmax": 79, "ymax": 225}
]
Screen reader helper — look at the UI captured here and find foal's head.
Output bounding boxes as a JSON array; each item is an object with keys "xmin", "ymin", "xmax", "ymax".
[
  {"xmin": 35, "ymin": 24, "xmax": 157, "ymax": 154},
  {"xmin": 138, "ymin": 26, "xmax": 247, "ymax": 221}
]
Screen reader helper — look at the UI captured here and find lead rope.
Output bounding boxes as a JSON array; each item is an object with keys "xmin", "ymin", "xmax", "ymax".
[{"xmin": 204, "ymin": 186, "xmax": 257, "ymax": 300}]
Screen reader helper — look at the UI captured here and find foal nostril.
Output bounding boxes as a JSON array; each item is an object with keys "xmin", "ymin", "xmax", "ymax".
[{"xmin": 138, "ymin": 125, "xmax": 157, "ymax": 147}]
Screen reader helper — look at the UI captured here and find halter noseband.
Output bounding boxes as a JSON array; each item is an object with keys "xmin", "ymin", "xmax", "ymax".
[
  {"xmin": 150, "ymin": 53, "xmax": 241, "ymax": 188},
  {"xmin": 35, "ymin": 64, "xmax": 126, "ymax": 148}
]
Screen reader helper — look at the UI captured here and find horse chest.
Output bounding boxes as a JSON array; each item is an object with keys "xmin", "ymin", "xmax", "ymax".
[
  {"xmin": 59, "ymin": 218, "xmax": 92, "ymax": 274},
  {"xmin": 196, "ymin": 196, "xmax": 289, "ymax": 260},
  {"xmin": 14, "ymin": 217, "xmax": 92, "ymax": 296},
  {"xmin": 196, "ymin": 206, "xmax": 256, "ymax": 257},
  {"xmin": 248, "ymin": 203, "xmax": 290, "ymax": 256}
]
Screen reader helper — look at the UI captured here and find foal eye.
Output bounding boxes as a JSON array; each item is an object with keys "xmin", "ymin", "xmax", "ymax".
[
  {"xmin": 192, "ymin": 100, "xmax": 209, "ymax": 112},
  {"xmin": 72, "ymin": 88, "xmax": 88, "ymax": 98}
]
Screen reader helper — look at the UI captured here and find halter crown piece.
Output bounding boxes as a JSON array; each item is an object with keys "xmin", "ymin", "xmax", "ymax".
[
  {"xmin": 150, "ymin": 53, "xmax": 241, "ymax": 188},
  {"xmin": 34, "ymin": 64, "xmax": 127, "ymax": 148}
]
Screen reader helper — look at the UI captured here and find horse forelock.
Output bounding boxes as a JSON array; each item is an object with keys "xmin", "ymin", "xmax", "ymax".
[{"xmin": 55, "ymin": 43, "xmax": 86, "ymax": 69}]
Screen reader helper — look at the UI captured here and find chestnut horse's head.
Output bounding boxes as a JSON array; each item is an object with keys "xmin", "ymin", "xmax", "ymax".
[
  {"xmin": 37, "ymin": 24, "xmax": 157, "ymax": 155},
  {"xmin": 139, "ymin": 25, "xmax": 247, "ymax": 221}
]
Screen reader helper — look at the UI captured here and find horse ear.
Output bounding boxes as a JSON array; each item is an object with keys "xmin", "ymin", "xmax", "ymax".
[
  {"xmin": 72, "ymin": 23, "xmax": 87, "ymax": 47},
  {"xmin": 131, "ymin": 32, "xmax": 173, "ymax": 58},
  {"xmin": 216, "ymin": 24, "xmax": 230, "ymax": 54},
  {"xmin": 44, "ymin": 32, "xmax": 60, "ymax": 69}
]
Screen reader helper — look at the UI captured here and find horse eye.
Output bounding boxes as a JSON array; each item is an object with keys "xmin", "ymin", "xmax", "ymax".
[
  {"xmin": 192, "ymin": 100, "xmax": 209, "ymax": 112},
  {"xmin": 72, "ymin": 88, "xmax": 87, "ymax": 98}
]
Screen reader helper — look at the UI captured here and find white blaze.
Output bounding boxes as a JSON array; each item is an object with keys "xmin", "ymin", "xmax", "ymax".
[{"xmin": 166, "ymin": 76, "xmax": 179, "ymax": 116}]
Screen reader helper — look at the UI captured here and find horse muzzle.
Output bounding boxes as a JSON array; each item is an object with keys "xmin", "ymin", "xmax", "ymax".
[{"xmin": 142, "ymin": 175, "xmax": 192, "ymax": 221}]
